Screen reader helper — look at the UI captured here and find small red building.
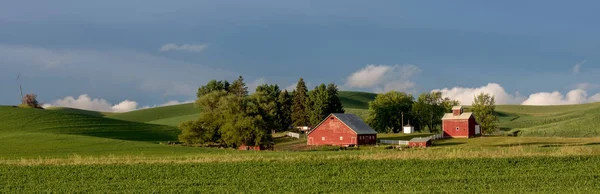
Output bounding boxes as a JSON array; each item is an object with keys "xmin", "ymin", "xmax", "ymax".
[
  {"xmin": 442, "ymin": 106, "xmax": 480, "ymax": 138},
  {"xmin": 307, "ymin": 113, "xmax": 377, "ymax": 146},
  {"xmin": 408, "ymin": 137, "xmax": 432, "ymax": 148}
]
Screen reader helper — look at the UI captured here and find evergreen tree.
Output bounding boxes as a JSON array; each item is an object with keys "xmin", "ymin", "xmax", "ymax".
[
  {"xmin": 197, "ymin": 80, "xmax": 230, "ymax": 98},
  {"xmin": 229, "ymin": 76, "xmax": 248, "ymax": 97},
  {"xmin": 277, "ymin": 90, "xmax": 293, "ymax": 131},
  {"xmin": 326, "ymin": 83, "xmax": 345, "ymax": 114},
  {"xmin": 308, "ymin": 84, "xmax": 329, "ymax": 125},
  {"xmin": 291, "ymin": 78, "xmax": 310, "ymax": 126}
]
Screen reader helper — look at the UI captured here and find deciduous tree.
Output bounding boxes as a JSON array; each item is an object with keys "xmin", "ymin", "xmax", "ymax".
[
  {"xmin": 367, "ymin": 91, "xmax": 414, "ymax": 133},
  {"xmin": 308, "ymin": 84, "xmax": 329, "ymax": 125},
  {"xmin": 472, "ymin": 93, "xmax": 498, "ymax": 134}
]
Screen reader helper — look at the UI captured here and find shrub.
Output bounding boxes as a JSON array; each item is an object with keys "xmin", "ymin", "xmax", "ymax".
[{"xmin": 21, "ymin": 94, "xmax": 41, "ymax": 108}]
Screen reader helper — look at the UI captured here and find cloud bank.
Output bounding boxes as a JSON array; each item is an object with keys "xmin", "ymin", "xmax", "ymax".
[
  {"xmin": 435, "ymin": 83, "xmax": 600, "ymax": 105},
  {"xmin": 43, "ymin": 94, "xmax": 194, "ymax": 112},
  {"xmin": 345, "ymin": 64, "xmax": 420, "ymax": 93},
  {"xmin": 434, "ymin": 83, "xmax": 523, "ymax": 105},
  {"xmin": 159, "ymin": 43, "xmax": 208, "ymax": 53},
  {"xmin": 572, "ymin": 60, "xmax": 586, "ymax": 74}
]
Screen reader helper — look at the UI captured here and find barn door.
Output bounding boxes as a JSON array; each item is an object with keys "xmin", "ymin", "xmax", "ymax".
[
  {"xmin": 308, "ymin": 137, "xmax": 314, "ymax": 145},
  {"xmin": 475, "ymin": 125, "xmax": 481, "ymax": 135}
]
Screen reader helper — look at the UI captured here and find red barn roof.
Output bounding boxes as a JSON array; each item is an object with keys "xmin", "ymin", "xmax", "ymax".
[{"xmin": 307, "ymin": 113, "xmax": 377, "ymax": 135}]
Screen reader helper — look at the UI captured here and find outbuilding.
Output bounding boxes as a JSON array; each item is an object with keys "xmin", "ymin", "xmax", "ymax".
[
  {"xmin": 403, "ymin": 123, "xmax": 414, "ymax": 134},
  {"xmin": 307, "ymin": 113, "xmax": 377, "ymax": 146},
  {"xmin": 408, "ymin": 137, "xmax": 432, "ymax": 148},
  {"xmin": 442, "ymin": 106, "xmax": 480, "ymax": 138}
]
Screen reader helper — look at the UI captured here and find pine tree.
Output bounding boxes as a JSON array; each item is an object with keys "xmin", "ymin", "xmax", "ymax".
[
  {"xmin": 277, "ymin": 90, "xmax": 293, "ymax": 131},
  {"xmin": 229, "ymin": 76, "xmax": 248, "ymax": 97},
  {"xmin": 291, "ymin": 78, "xmax": 309, "ymax": 126},
  {"xmin": 326, "ymin": 83, "xmax": 345, "ymax": 114},
  {"xmin": 308, "ymin": 84, "xmax": 329, "ymax": 125}
]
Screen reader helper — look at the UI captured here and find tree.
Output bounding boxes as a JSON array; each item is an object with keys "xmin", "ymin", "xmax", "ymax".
[
  {"xmin": 411, "ymin": 92, "xmax": 460, "ymax": 132},
  {"xmin": 326, "ymin": 83, "xmax": 345, "ymax": 114},
  {"xmin": 229, "ymin": 76, "xmax": 248, "ymax": 97},
  {"xmin": 252, "ymin": 87, "xmax": 280, "ymax": 133},
  {"xmin": 291, "ymin": 78, "xmax": 310, "ymax": 126},
  {"xmin": 308, "ymin": 84, "xmax": 329, "ymax": 125},
  {"xmin": 472, "ymin": 93, "xmax": 498, "ymax": 134},
  {"xmin": 178, "ymin": 120, "xmax": 218, "ymax": 145},
  {"xmin": 218, "ymin": 95, "xmax": 272, "ymax": 147},
  {"xmin": 21, "ymin": 93, "xmax": 40, "ymax": 108},
  {"xmin": 366, "ymin": 91, "xmax": 414, "ymax": 133},
  {"xmin": 197, "ymin": 80, "xmax": 229, "ymax": 98},
  {"xmin": 277, "ymin": 90, "xmax": 293, "ymax": 131}
]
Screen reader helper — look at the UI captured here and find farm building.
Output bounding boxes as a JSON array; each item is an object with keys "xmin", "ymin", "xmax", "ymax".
[
  {"xmin": 408, "ymin": 137, "xmax": 432, "ymax": 148},
  {"xmin": 403, "ymin": 123, "xmax": 414, "ymax": 134},
  {"xmin": 307, "ymin": 113, "xmax": 377, "ymax": 146},
  {"xmin": 442, "ymin": 106, "xmax": 480, "ymax": 138}
]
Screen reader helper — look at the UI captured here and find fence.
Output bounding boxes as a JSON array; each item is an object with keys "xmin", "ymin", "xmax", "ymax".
[
  {"xmin": 287, "ymin": 132, "xmax": 301, "ymax": 139},
  {"xmin": 428, "ymin": 133, "xmax": 444, "ymax": 140},
  {"xmin": 379, "ymin": 140, "xmax": 409, "ymax": 145}
]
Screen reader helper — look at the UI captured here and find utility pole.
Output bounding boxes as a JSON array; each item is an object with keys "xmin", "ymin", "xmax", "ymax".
[
  {"xmin": 17, "ymin": 73, "xmax": 23, "ymax": 101},
  {"xmin": 401, "ymin": 112, "xmax": 404, "ymax": 127}
]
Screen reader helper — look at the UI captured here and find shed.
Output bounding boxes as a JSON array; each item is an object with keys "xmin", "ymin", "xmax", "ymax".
[
  {"xmin": 442, "ymin": 106, "xmax": 480, "ymax": 138},
  {"xmin": 307, "ymin": 113, "xmax": 377, "ymax": 146},
  {"xmin": 403, "ymin": 123, "xmax": 414, "ymax": 134},
  {"xmin": 408, "ymin": 137, "xmax": 432, "ymax": 148}
]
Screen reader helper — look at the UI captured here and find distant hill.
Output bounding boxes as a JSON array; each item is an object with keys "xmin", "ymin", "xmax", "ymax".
[
  {"xmin": 494, "ymin": 103, "xmax": 600, "ymax": 137},
  {"xmin": 8, "ymin": 90, "xmax": 600, "ymax": 138}
]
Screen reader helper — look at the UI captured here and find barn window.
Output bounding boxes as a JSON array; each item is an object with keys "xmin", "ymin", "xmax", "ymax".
[
  {"xmin": 322, "ymin": 137, "xmax": 325, "ymax": 141},
  {"xmin": 456, "ymin": 127, "xmax": 460, "ymax": 131},
  {"xmin": 340, "ymin": 136, "xmax": 343, "ymax": 140}
]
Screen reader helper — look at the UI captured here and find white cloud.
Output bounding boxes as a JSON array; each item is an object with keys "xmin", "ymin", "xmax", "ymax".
[
  {"xmin": 575, "ymin": 82, "xmax": 599, "ymax": 90},
  {"xmin": 43, "ymin": 94, "xmax": 194, "ymax": 112},
  {"xmin": 434, "ymin": 83, "xmax": 523, "ymax": 105},
  {"xmin": 521, "ymin": 89, "xmax": 597, "ymax": 105},
  {"xmin": 247, "ymin": 77, "xmax": 267, "ymax": 93},
  {"xmin": 590, "ymin": 93, "xmax": 600, "ymax": 103},
  {"xmin": 573, "ymin": 60, "xmax": 586, "ymax": 74},
  {"xmin": 43, "ymin": 94, "xmax": 139, "ymax": 112},
  {"xmin": 159, "ymin": 43, "xmax": 208, "ymax": 53},
  {"xmin": 345, "ymin": 64, "xmax": 420, "ymax": 93}
]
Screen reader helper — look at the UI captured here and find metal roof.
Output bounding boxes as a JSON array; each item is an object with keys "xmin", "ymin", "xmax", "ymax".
[
  {"xmin": 332, "ymin": 113, "xmax": 378, "ymax": 135},
  {"xmin": 307, "ymin": 113, "xmax": 377, "ymax": 135},
  {"xmin": 441, "ymin": 112, "xmax": 473, "ymax": 120},
  {"xmin": 409, "ymin": 137, "xmax": 431, "ymax": 143},
  {"xmin": 452, "ymin": 106, "xmax": 463, "ymax": 110}
]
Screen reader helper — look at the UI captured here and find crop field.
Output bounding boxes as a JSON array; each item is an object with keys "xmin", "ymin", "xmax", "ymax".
[{"xmin": 2, "ymin": 156, "xmax": 600, "ymax": 193}]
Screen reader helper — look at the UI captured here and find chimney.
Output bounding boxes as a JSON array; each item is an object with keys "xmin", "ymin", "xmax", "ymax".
[{"xmin": 452, "ymin": 106, "xmax": 463, "ymax": 116}]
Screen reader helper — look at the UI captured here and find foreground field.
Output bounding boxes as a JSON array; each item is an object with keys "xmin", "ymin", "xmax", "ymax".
[{"xmin": 2, "ymin": 156, "xmax": 599, "ymax": 193}]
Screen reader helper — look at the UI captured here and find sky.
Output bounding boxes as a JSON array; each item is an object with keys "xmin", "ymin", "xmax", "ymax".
[{"xmin": 1, "ymin": 0, "xmax": 600, "ymax": 112}]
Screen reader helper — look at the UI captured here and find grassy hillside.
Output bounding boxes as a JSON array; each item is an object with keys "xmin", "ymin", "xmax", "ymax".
[
  {"xmin": 338, "ymin": 91, "xmax": 376, "ymax": 109},
  {"xmin": 106, "ymin": 103, "xmax": 200, "ymax": 123},
  {"xmin": 494, "ymin": 103, "xmax": 600, "ymax": 137},
  {"xmin": 0, "ymin": 106, "xmax": 194, "ymax": 158}
]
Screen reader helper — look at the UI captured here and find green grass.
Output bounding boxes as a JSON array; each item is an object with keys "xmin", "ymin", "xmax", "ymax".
[
  {"xmin": 495, "ymin": 102, "xmax": 600, "ymax": 137},
  {"xmin": 2, "ymin": 156, "xmax": 599, "ymax": 193},
  {"xmin": 106, "ymin": 103, "xmax": 200, "ymax": 123},
  {"xmin": 338, "ymin": 91, "xmax": 376, "ymax": 109}
]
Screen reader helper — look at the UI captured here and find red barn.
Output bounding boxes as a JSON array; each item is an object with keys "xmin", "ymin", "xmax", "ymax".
[
  {"xmin": 408, "ymin": 137, "xmax": 432, "ymax": 148},
  {"xmin": 442, "ymin": 106, "xmax": 480, "ymax": 138},
  {"xmin": 307, "ymin": 113, "xmax": 377, "ymax": 146}
]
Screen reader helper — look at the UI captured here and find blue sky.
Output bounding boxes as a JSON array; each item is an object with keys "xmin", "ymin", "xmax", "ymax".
[{"xmin": 1, "ymin": 0, "xmax": 599, "ymax": 111}]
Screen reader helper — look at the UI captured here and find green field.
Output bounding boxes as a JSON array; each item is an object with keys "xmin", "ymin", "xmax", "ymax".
[
  {"xmin": 2, "ymin": 156, "xmax": 599, "ymax": 193},
  {"xmin": 3, "ymin": 91, "xmax": 600, "ymax": 192}
]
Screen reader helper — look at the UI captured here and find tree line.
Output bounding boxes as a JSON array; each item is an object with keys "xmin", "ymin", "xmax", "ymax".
[
  {"xmin": 178, "ymin": 76, "xmax": 345, "ymax": 147},
  {"xmin": 366, "ymin": 91, "xmax": 497, "ymax": 134}
]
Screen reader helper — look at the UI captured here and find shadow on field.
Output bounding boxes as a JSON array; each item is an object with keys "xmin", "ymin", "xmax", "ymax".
[
  {"xmin": 433, "ymin": 142, "xmax": 465, "ymax": 146},
  {"xmin": 493, "ymin": 142, "xmax": 571, "ymax": 147}
]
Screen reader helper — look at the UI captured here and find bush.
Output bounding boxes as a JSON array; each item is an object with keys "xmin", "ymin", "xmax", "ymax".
[{"xmin": 21, "ymin": 94, "xmax": 41, "ymax": 108}]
